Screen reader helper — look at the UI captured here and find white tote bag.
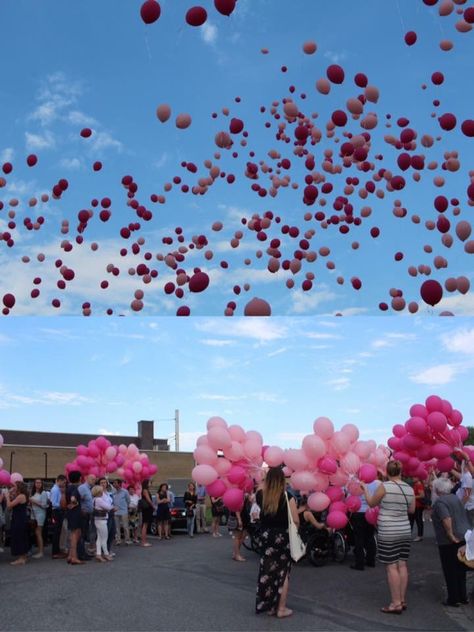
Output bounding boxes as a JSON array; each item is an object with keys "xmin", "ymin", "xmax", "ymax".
[{"xmin": 286, "ymin": 493, "xmax": 306, "ymax": 562}]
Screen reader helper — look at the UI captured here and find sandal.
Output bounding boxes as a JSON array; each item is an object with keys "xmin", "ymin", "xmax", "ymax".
[
  {"xmin": 277, "ymin": 608, "xmax": 293, "ymax": 619},
  {"xmin": 381, "ymin": 605, "xmax": 402, "ymax": 614},
  {"xmin": 401, "ymin": 602, "xmax": 407, "ymax": 610}
]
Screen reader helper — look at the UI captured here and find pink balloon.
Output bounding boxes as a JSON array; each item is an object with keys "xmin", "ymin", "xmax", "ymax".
[
  {"xmin": 329, "ymin": 469, "xmax": 348, "ymax": 487},
  {"xmin": 329, "ymin": 501, "xmax": 346, "ymax": 513},
  {"xmin": 393, "ymin": 451, "xmax": 410, "ymax": 463},
  {"xmin": 450, "ymin": 409, "xmax": 463, "ymax": 426},
  {"xmin": 106, "ymin": 461, "xmax": 117, "ymax": 473},
  {"xmin": 246, "ymin": 430, "xmax": 263, "ymax": 444},
  {"xmin": 10, "ymin": 472, "xmax": 23, "ymax": 484},
  {"xmin": 128, "ymin": 444, "xmax": 139, "ymax": 457},
  {"xmin": 192, "ymin": 464, "xmax": 218, "ymax": 486},
  {"xmin": 353, "ymin": 441, "xmax": 371, "ymax": 460},
  {"xmin": 406, "ymin": 417, "xmax": 428, "ymax": 437},
  {"xmin": 318, "ymin": 456, "xmax": 338, "ymax": 475},
  {"xmin": 96, "ymin": 436, "xmax": 108, "ymax": 451},
  {"xmin": 207, "ymin": 426, "xmax": 232, "ymax": 451},
  {"xmin": 346, "ymin": 495, "xmax": 362, "ymax": 513},
  {"xmin": 88, "ymin": 443, "xmax": 99, "ymax": 458},
  {"xmin": 359, "ymin": 463, "xmax": 377, "ymax": 483},
  {"xmin": 387, "ymin": 437, "xmax": 402, "ymax": 451},
  {"xmin": 290, "ymin": 471, "xmax": 317, "ymax": 491},
  {"xmin": 340, "ymin": 452, "xmax": 360, "ymax": 475},
  {"xmin": 431, "ymin": 443, "xmax": 452, "ymax": 459},
  {"xmin": 207, "ymin": 416, "xmax": 228, "ymax": 430},
  {"xmin": 313, "ymin": 417, "xmax": 334, "ymax": 439},
  {"xmin": 0, "ymin": 470, "xmax": 11, "ymax": 485},
  {"xmin": 436, "ymin": 457, "xmax": 455, "ymax": 473},
  {"xmin": 105, "ymin": 446, "xmax": 117, "ymax": 461},
  {"xmin": 340, "ymin": 424, "xmax": 359, "ymax": 443},
  {"xmin": 308, "ymin": 492, "xmax": 330, "ymax": 512},
  {"xmin": 402, "ymin": 434, "xmax": 423, "ymax": 451},
  {"xmin": 347, "ymin": 479, "xmax": 363, "ymax": 496},
  {"xmin": 156, "ymin": 103, "xmax": 171, "ymax": 123},
  {"xmin": 302, "ymin": 434, "xmax": 327, "ymax": 459},
  {"xmin": 427, "ymin": 412, "xmax": 448, "ymax": 433},
  {"xmin": 264, "ymin": 446, "xmax": 285, "ymax": 467},
  {"xmin": 223, "ymin": 441, "xmax": 245, "ymax": 462},
  {"xmin": 116, "ymin": 468, "xmax": 125, "ymax": 479},
  {"xmin": 227, "ymin": 465, "xmax": 246, "ymax": 485},
  {"xmin": 215, "ymin": 457, "xmax": 232, "ymax": 476},
  {"xmin": 409, "ymin": 404, "xmax": 428, "ymax": 419},
  {"xmin": 426, "ymin": 395, "xmax": 444, "ymax": 413},
  {"xmin": 284, "ymin": 449, "xmax": 310, "ymax": 471},
  {"xmin": 196, "ymin": 435, "xmax": 209, "ymax": 446},
  {"xmin": 327, "ymin": 510, "xmax": 348, "ymax": 530},
  {"xmin": 206, "ymin": 479, "xmax": 226, "ymax": 497},
  {"xmin": 365, "ymin": 507, "xmax": 379, "ymax": 526},
  {"xmin": 194, "ymin": 445, "xmax": 218, "ymax": 466},
  {"xmin": 148, "ymin": 464, "xmax": 158, "ymax": 475},
  {"xmin": 313, "ymin": 472, "xmax": 330, "ymax": 491},
  {"xmin": 392, "ymin": 424, "xmax": 407, "ymax": 438},
  {"xmin": 331, "ymin": 431, "xmax": 351, "ymax": 456},
  {"xmin": 244, "ymin": 439, "xmax": 261, "ymax": 460},
  {"xmin": 228, "ymin": 424, "xmax": 246, "ymax": 443},
  {"xmin": 223, "ymin": 488, "xmax": 244, "ymax": 512},
  {"xmin": 458, "ymin": 426, "xmax": 469, "ymax": 442},
  {"xmin": 76, "ymin": 444, "xmax": 88, "ymax": 456},
  {"xmin": 116, "ymin": 455, "xmax": 125, "ymax": 467},
  {"xmin": 326, "ymin": 486, "xmax": 344, "ymax": 502},
  {"xmin": 132, "ymin": 461, "xmax": 143, "ymax": 473}
]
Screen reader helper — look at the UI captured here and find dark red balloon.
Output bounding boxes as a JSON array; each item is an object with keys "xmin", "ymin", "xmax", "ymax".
[
  {"xmin": 331, "ymin": 110, "xmax": 347, "ymax": 127},
  {"xmin": 461, "ymin": 120, "xmax": 474, "ymax": 137},
  {"xmin": 2, "ymin": 293, "xmax": 15, "ymax": 309},
  {"xmin": 189, "ymin": 271, "xmax": 210, "ymax": 292},
  {"xmin": 177, "ymin": 306, "xmax": 191, "ymax": 316},
  {"xmin": 229, "ymin": 118, "xmax": 244, "ymax": 134},
  {"xmin": 431, "ymin": 72, "xmax": 444, "ymax": 85},
  {"xmin": 186, "ymin": 6, "xmax": 208, "ymax": 26},
  {"xmin": 434, "ymin": 195, "xmax": 448, "ymax": 212},
  {"xmin": 80, "ymin": 128, "xmax": 92, "ymax": 138},
  {"xmin": 326, "ymin": 65, "xmax": 345, "ymax": 84},
  {"xmin": 420, "ymin": 280, "xmax": 443, "ymax": 306},
  {"xmin": 26, "ymin": 154, "xmax": 38, "ymax": 167},
  {"xmin": 438, "ymin": 113, "xmax": 456, "ymax": 131},
  {"xmin": 464, "ymin": 7, "xmax": 474, "ymax": 23},
  {"xmin": 140, "ymin": 0, "xmax": 161, "ymax": 24},
  {"xmin": 404, "ymin": 31, "xmax": 417, "ymax": 46},
  {"xmin": 214, "ymin": 0, "xmax": 236, "ymax": 16},
  {"xmin": 354, "ymin": 73, "xmax": 368, "ymax": 88}
]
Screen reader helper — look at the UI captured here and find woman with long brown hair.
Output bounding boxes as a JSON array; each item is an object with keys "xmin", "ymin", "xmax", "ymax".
[
  {"xmin": 30, "ymin": 478, "xmax": 48, "ymax": 559},
  {"xmin": 6, "ymin": 481, "xmax": 30, "ymax": 566},
  {"xmin": 255, "ymin": 467, "xmax": 299, "ymax": 618}
]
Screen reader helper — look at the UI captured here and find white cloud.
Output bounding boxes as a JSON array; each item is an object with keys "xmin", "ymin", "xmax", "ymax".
[
  {"xmin": 201, "ymin": 21, "xmax": 218, "ymax": 45},
  {"xmin": 0, "ymin": 148, "xmax": 14, "ymax": 163},
  {"xmin": 290, "ymin": 288, "xmax": 338, "ymax": 314},
  {"xmin": 178, "ymin": 431, "xmax": 202, "ymax": 452},
  {"xmin": 200, "ymin": 339, "xmax": 234, "ymax": 347},
  {"xmin": 323, "ymin": 50, "xmax": 347, "ymax": 64},
  {"xmin": 90, "ymin": 131, "xmax": 123, "ymax": 153},
  {"xmin": 267, "ymin": 347, "xmax": 288, "ymax": 358},
  {"xmin": 306, "ymin": 332, "xmax": 341, "ymax": 340},
  {"xmin": 25, "ymin": 130, "xmax": 56, "ymax": 150},
  {"xmin": 98, "ymin": 428, "xmax": 122, "ymax": 436},
  {"xmin": 60, "ymin": 157, "xmax": 82, "ymax": 170},
  {"xmin": 68, "ymin": 110, "xmax": 97, "ymax": 126},
  {"xmin": 410, "ymin": 364, "xmax": 458, "ymax": 385},
  {"xmin": 326, "ymin": 377, "xmax": 351, "ymax": 391},
  {"xmin": 154, "ymin": 152, "xmax": 169, "ymax": 169},
  {"xmin": 119, "ymin": 354, "xmax": 132, "ymax": 366},
  {"xmin": 195, "ymin": 318, "xmax": 287, "ymax": 342},
  {"xmin": 437, "ymin": 292, "xmax": 474, "ymax": 315},
  {"xmin": 332, "ymin": 307, "xmax": 369, "ymax": 316},
  {"xmin": 42, "ymin": 391, "xmax": 93, "ymax": 405},
  {"xmin": 198, "ymin": 394, "xmax": 245, "ymax": 401},
  {"xmin": 442, "ymin": 328, "xmax": 474, "ymax": 355}
]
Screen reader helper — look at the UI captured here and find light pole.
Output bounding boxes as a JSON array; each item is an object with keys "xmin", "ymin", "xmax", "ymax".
[
  {"xmin": 43, "ymin": 452, "xmax": 48, "ymax": 479},
  {"xmin": 156, "ymin": 409, "xmax": 180, "ymax": 451},
  {"xmin": 9, "ymin": 451, "xmax": 15, "ymax": 474}
]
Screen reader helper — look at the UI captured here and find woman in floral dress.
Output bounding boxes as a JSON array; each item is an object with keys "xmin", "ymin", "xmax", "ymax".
[{"xmin": 255, "ymin": 467, "xmax": 299, "ymax": 618}]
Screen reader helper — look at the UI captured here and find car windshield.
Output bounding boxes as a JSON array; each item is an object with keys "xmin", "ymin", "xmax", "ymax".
[{"xmin": 172, "ymin": 496, "xmax": 185, "ymax": 509}]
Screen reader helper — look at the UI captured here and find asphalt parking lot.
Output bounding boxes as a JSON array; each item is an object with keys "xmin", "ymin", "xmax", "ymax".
[{"xmin": 0, "ymin": 523, "xmax": 473, "ymax": 631}]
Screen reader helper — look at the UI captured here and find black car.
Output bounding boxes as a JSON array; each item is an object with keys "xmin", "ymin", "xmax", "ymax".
[{"xmin": 149, "ymin": 495, "xmax": 192, "ymax": 534}]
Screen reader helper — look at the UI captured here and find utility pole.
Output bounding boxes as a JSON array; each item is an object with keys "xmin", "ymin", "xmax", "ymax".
[{"xmin": 175, "ymin": 409, "xmax": 180, "ymax": 452}]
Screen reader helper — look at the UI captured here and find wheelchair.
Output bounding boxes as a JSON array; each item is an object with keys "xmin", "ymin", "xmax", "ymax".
[{"xmin": 304, "ymin": 526, "xmax": 347, "ymax": 567}]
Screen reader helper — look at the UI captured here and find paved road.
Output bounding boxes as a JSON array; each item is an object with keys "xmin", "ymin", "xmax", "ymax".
[{"xmin": 1, "ymin": 524, "xmax": 473, "ymax": 631}]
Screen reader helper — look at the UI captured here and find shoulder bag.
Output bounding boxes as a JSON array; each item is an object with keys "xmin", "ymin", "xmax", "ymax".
[{"xmin": 285, "ymin": 493, "xmax": 306, "ymax": 562}]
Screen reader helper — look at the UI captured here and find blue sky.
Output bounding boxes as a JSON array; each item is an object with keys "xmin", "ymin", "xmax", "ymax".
[
  {"xmin": 0, "ymin": 1, "xmax": 473, "ymax": 315},
  {"xmin": 0, "ymin": 317, "xmax": 473, "ymax": 451}
]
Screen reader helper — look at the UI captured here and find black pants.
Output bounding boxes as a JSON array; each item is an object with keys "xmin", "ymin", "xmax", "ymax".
[
  {"xmin": 51, "ymin": 509, "xmax": 65, "ymax": 555},
  {"xmin": 438, "ymin": 543, "xmax": 467, "ymax": 605},
  {"xmin": 352, "ymin": 512, "xmax": 376, "ymax": 569},
  {"xmin": 409, "ymin": 507, "xmax": 424, "ymax": 537},
  {"xmin": 77, "ymin": 513, "xmax": 92, "ymax": 559}
]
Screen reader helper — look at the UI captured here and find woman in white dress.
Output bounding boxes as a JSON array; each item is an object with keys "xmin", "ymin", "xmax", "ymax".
[{"xmin": 30, "ymin": 479, "xmax": 49, "ymax": 559}]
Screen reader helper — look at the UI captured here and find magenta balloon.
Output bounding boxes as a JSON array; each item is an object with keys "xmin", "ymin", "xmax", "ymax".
[
  {"xmin": 410, "ymin": 404, "xmax": 428, "ymax": 419},
  {"xmin": 326, "ymin": 486, "xmax": 344, "ymax": 502},
  {"xmin": 392, "ymin": 424, "xmax": 407, "ymax": 438},
  {"xmin": 402, "ymin": 434, "xmax": 423, "ymax": 451},
  {"xmin": 406, "ymin": 417, "xmax": 428, "ymax": 437},
  {"xmin": 365, "ymin": 507, "xmax": 379, "ymax": 526},
  {"xmin": 264, "ymin": 446, "xmax": 285, "ymax": 467},
  {"xmin": 329, "ymin": 501, "xmax": 346, "ymax": 513},
  {"xmin": 387, "ymin": 437, "xmax": 402, "ymax": 451},
  {"xmin": 106, "ymin": 461, "xmax": 117, "ymax": 473},
  {"xmin": 417, "ymin": 445, "xmax": 432, "ymax": 461},
  {"xmin": 207, "ymin": 426, "xmax": 232, "ymax": 451},
  {"xmin": 186, "ymin": 6, "xmax": 208, "ymax": 27},
  {"xmin": 359, "ymin": 463, "xmax": 377, "ymax": 484},
  {"xmin": 425, "ymin": 395, "xmax": 444, "ymax": 413},
  {"xmin": 458, "ymin": 426, "xmax": 469, "ymax": 442},
  {"xmin": 431, "ymin": 443, "xmax": 452, "ymax": 459},
  {"xmin": 318, "ymin": 456, "xmax": 338, "ymax": 475},
  {"xmin": 192, "ymin": 464, "xmax": 218, "ymax": 486},
  {"xmin": 302, "ymin": 434, "xmax": 326, "ymax": 459},
  {"xmin": 206, "ymin": 479, "xmax": 226, "ymax": 497},
  {"xmin": 228, "ymin": 424, "xmax": 246, "ymax": 443},
  {"xmin": 156, "ymin": 104, "xmax": 171, "ymax": 123},
  {"xmin": 437, "ymin": 456, "xmax": 455, "ymax": 473},
  {"xmin": 393, "ymin": 451, "xmax": 410, "ymax": 463},
  {"xmin": 345, "ymin": 495, "xmax": 362, "ymax": 513},
  {"xmin": 427, "ymin": 411, "xmax": 448, "ymax": 433},
  {"xmin": 313, "ymin": 416, "xmax": 334, "ymax": 439},
  {"xmin": 450, "ymin": 409, "xmax": 463, "ymax": 426},
  {"xmin": 105, "ymin": 446, "xmax": 117, "ymax": 461},
  {"xmin": 227, "ymin": 465, "xmax": 246, "ymax": 485},
  {"xmin": 194, "ymin": 445, "xmax": 218, "ymax": 465},
  {"xmin": 207, "ymin": 416, "xmax": 227, "ymax": 430},
  {"xmin": 149, "ymin": 464, "xmax": 158, "ymax": 475},
  {"xmin": 96, "ymin": 436, "xmax": 108, "ymax": 451},
  {"xmin": 0, "ymin": 470, "xmax": 11, "ymax": 485},
  {"xmin": 223, "ymin": 487, "xmax": 244, "ymax": 512},
  {"xmin": 88, "ymin": 444, "xmax": 99, "ymax": 458},
  {"xmin": 327, "ymin": 510, "xmax": 348, "ymax": 530},
  {"xmin": 76, "ymin": 444, "xmax": 88, "ymax": 457},
  {"xmin": 308, "ymin": 492, "xmax": 330, "ymax": 512},
  {"xmin": 244, "ymin": 297, "xmax": 271, "ymax": 316},
  {"xmin": 214, "ymin": 0, "xmax": 236, "ymax": 16}
]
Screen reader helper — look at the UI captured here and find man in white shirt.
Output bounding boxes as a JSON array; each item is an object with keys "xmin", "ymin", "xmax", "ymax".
[{"xmin": 456, "ymin": 464, "xmax": 474, "ymax": 528}]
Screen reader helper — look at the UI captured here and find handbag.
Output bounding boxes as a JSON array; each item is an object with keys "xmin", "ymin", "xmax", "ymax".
[
  {"xmin": 186, "ymin": 507, "xmax": 195, "ymax": 518},
  {"xmin": 285, "ymin": 493, "xmax": 306, "ymax": 562}
]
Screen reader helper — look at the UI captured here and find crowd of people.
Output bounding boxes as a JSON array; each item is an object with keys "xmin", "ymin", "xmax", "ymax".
[{"xmin": 1, "ymin": 450, "xmax": 474, "ymax": 620}]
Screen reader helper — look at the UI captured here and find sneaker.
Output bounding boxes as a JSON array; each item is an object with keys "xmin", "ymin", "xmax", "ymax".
[
  {"xmin": 125, "ymin": 540, "xmax": 132, "ymax": 545},
  {"xmin": 413, "ymin": 537, "xmax": 423, "ymax": 542},
  {"xmin": 0, "ymin": 547, "xmax": 4, "ymax": 553},
  {"xmin": 32, "ymin": 552, "xmax": 44, "ymax": 559},
  {"xmin": 110, "ymin": 552, "xmax": 116, "ymax": 557}
]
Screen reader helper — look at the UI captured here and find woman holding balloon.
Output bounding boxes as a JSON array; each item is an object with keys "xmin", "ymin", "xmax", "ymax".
[
  {"xmin": 255, "ymin": 466, "xmax": 299, "ymax": 619},
  {"xmin": 361, "ymin": 460, "xmax": 415, "ymax": 615}
]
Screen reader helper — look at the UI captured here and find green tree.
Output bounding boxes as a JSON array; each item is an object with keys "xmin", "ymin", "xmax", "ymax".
[{"xmin": 465, "ymin": 426, "xmax": 474, "ymax": 446}]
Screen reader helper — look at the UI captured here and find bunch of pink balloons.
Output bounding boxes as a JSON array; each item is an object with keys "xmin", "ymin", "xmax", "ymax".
[
  {"xmin": 192, "ymin": 417, "xmax": 265, "ymax": 512},
  {"xmin": 65, "ymin": 436, "xmax": 158, "ymax": 486},
  {"xmin": 0, "ymin": 433, "xmax": 23, "ymax": 486},
  {"xmin": 386, "ymin": 395, "xmax": 468, "ymax": 478},
  {"xmin": 267, "ymin": 418, "xmax": 389, "ymax": 529}
]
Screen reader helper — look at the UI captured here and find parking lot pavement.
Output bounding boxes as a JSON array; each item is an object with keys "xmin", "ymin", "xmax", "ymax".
[{"xmin": 0, "ymin": 526, "xmax": 473, "ymax": 631}]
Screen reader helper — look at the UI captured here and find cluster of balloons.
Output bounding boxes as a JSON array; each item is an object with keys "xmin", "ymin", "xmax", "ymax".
[
  {"xmin": 1, "ymin": 5, "xmax": 474, "ymax": 316},
  {"xmin": 140, "ymin": 0, "xmax": 237, "ymax": 25},
  {"xmin": 192, "ymin": 417, "xmax": 265, "ymax": 513},
  {"xmin": 0, "ymin": 433, "xmax": 24, "ymax": 487},
  {"xmin": 386, "ymin": 395, "xmax": 469, "ymax": 479},
  {"xmin": 264, "ymin": 418, "xmax": 389, "ymax": 529},
  {"xmin": 65, "ymin": 436, "xmax": 158, "ymax": 486},
  {"xmin": 412, "ymin": 0, "xmax": 474, "ymax": 52}
]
